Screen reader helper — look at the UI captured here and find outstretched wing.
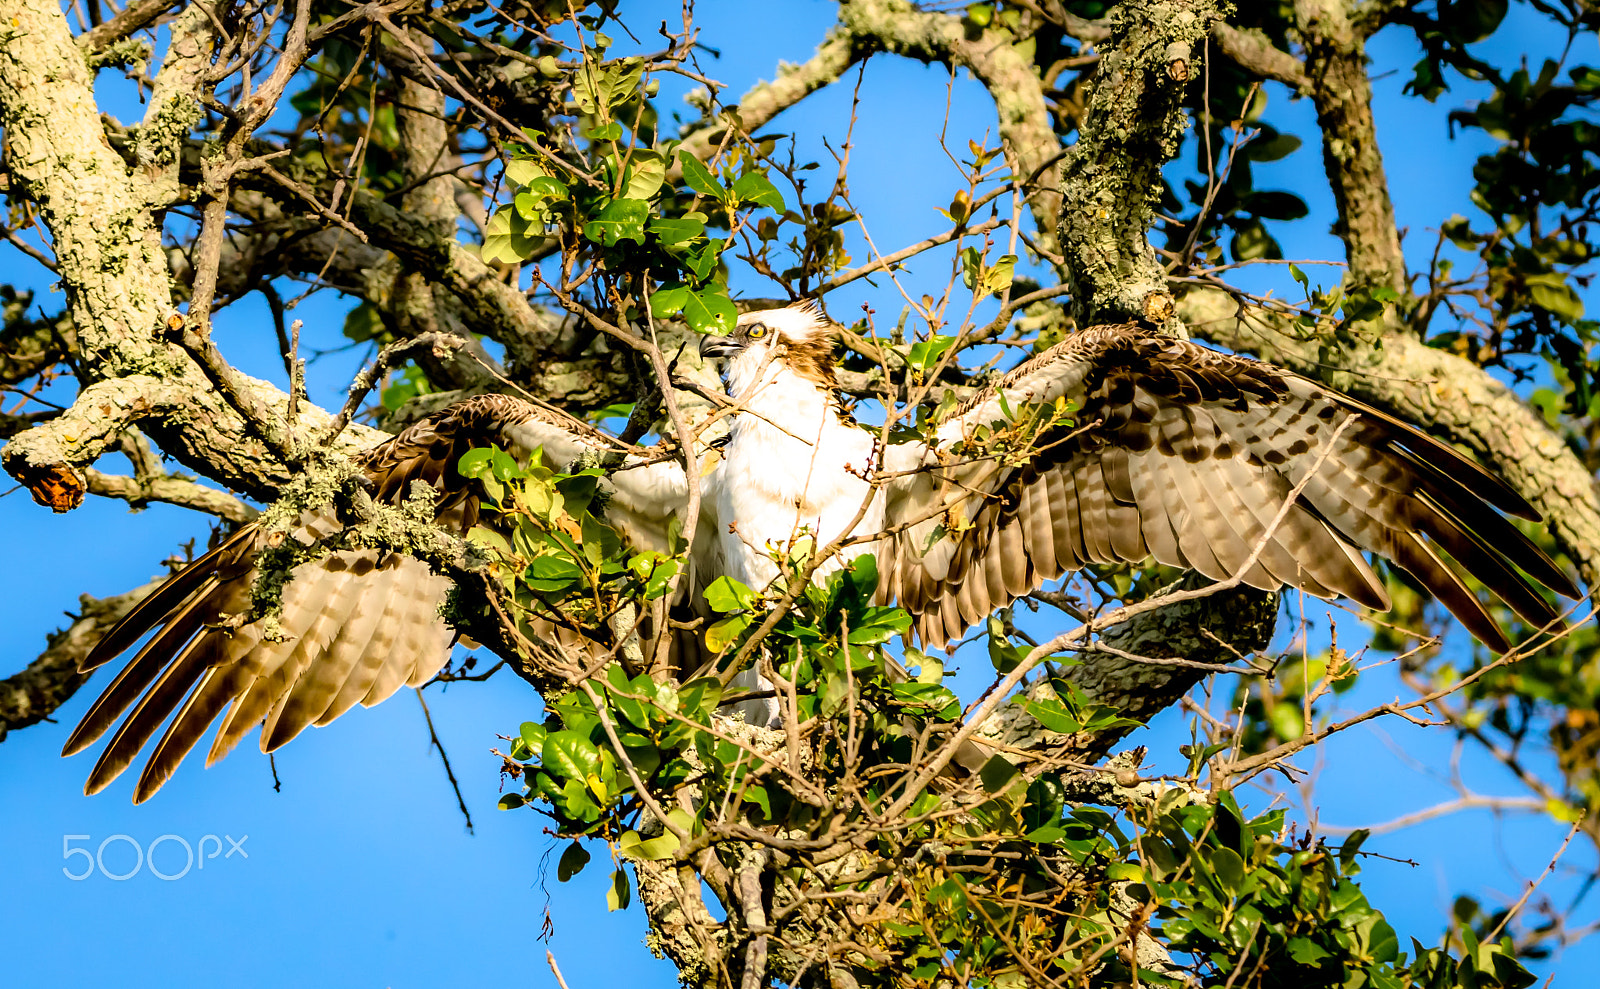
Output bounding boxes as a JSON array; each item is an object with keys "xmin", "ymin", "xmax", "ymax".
[
  {"xmin": 65, "ymin": 394, "xmax": 692, "ymax": 802},
  {"xmin": 880, "ymin": 324, "xmax": 1580, "ymax": 651}
]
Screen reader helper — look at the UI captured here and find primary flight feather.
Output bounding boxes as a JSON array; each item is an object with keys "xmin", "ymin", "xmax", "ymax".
[{"xmin": 63, "ymin": 302, "xmax": 1579, "ymax": 800}]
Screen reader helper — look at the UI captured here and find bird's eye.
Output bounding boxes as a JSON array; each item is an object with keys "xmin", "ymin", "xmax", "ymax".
[{"xmin": 746, "ymin": 323, "xmax": 768, "ymax": 339}]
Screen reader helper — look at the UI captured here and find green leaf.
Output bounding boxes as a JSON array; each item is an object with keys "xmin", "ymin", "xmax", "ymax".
[
  {"xmin": 1548, "ymin": 797, "xmax": 1584, "ymax": 822},
  {"xmin": 926, "ymin": 877, "xmax": 966, "ymax": 908},
  {"xmin": 681, "ymin": 239, "xmax": 726, "ymax": 281},
  {"xmin": 557, "ymin": 841, "xmax": 591, "ymax": 881},
  {"xmin": 497, "ymin": 792, "xmax": 525, "ymax": 810},
  {"xmin": 1287, "ymin": 937, "xmax": 1332, "ymax": 965},
  {"xmin": 527, "ymin": 175, "xmax": 569, "ymax": 200},
  {"xmin": 378, "ymin": 364, "xmax": 427, "ymax": 411},
  {"xmin": 582, "ymin": 197, "xmax": 649, "ymax": 246},
  {"xmin": 731, "ymin": 171, "xmax": 785, "ymax": 211},
  {"xmin": 705, "ymin": 614, "xmax": 752, "ymax": 654},
  {"xmin": 986, "ymin": 616, "xmax": 1024, "ymax": 674},
  {"xmin": 705, "ymin": 577, "xmax": 756, "ymax": 613},
  {"xmin": 1210, "ymin": 846, "xmax": 1245, "ymax": 896},
  {"xmin": 678, "ymin": 150, "xmax": 726, "ymax": 201},
  {"xmin": 1245, "ymin": 190, "xmax": 1309, "ymax": 221},
  {"xmin": 744, "ymin": 785, "xmax": 772, "ymax": 820},
  {"xmin": 1104, "ymin": 862, "xmax": 1143, "ymax": 883},
  {"xmin": 649, "ymin": 283, "xmax": 691, "ymax": 319},
  {"xmin": 619, "ymin": 828, "xmax": 680, "ymax": 861},
  {"xmin": 1527, "ymin": 277, "xmax": 1584, "ymax": 323},
  {"xmin": 572, "ymin": 57, "xmax": 643, "ymax": 114},
  {"xmin": 342, "ymin": 301, "xmax": 386, "ymax": 343},
  {"xmin": 906, "ymin": 334, "xmax": 956, "ymax": 371},
  {"xmin": 1246, "ymin": 131, "xmax": 1302, "ymax": 162},
  {"xmin": 525, "ymin": 554, "xmax": 584, "ymax": 593},
  {"xmin": 1231, "ymin": 221, "xmax": 1280, "ymax": 261},
  {"xmin": 959, "ymin": 246, "xmax": 981, "ymax": 289},
  {"xmin": 979, "ymin": 253, "xmax": 1017, "ymax": 297},
  {"xmin": 1025, "ymin": 697, "xmax": 1084, "ymax": 735},
  {"xmin": 620, "ymin": 151, "xmax": 666, "ymax": 200},
  {"xmin": 542, "ymin": 731, "xmax": 602, "ymax": 782},
  {"xmin": 681, "ymin": 288, "xmax": 737, "ymax": 335},
  {"xmin": 607, "ymin": 868, "xmax": 632, "ymax": 911},
  {"xmin": 605, "ymin": 665, "xmax": 650, "ymax": 728},
  {"xmin": 978, "ymin": 754, "xmax": 1020, "ymax": 793},
  {"xmin": 648, "ymin": 216, "xmax": 705, "ymax": 246},
  {"xmin": 677, "ymin": 677, "xmax": 724, "ymax": 717},
  {"xmin": 888, "ymin": 681, "xmax": 961, "ymax": 720},
  {"xmin": 519, "ymin": 721, "xmax": 546, "ymax": 758},
  {"xmin": 480, "ymin": 205, "xmax": 541, "ymax": 264},
  {"xmin": 1339, "ymin": 829, "xmax": 1370, "ymax": 869},
  {"xmin": 1445, "ymin": 0, "xmax": 1508, "ymax": 43},
  {"xmin": 504, "ymin": 158, "xmax": 545, "ymax": 186},
  {"xmin": 1266, "ymin": 701, "xmax": 1305, "ymax": 741}
]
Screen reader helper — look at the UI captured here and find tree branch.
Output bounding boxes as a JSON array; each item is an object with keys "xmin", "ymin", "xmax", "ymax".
[
  {"xmin": 835, "ymin": 0, "xmax": 1065, "ymax": 256},
  {"xmin": 1210, "ymin": 22, "xmax": 1308, "ymax": 91},
  {"xmin": 1295, "ymin": 0, "xmax": 1406, "ymax": 294},
  {"xmin": 0, "ymin": 581, "xmax": 160, "ymax": 742},
  {"xmin": 1058, "ymin": 0, "xmax": 1216, "ymax": 329}
]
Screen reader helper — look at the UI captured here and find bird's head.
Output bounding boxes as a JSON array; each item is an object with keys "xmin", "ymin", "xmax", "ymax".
[{"xmin": 699, "ymin": 300, "xmax": 837, "ymax": 390}]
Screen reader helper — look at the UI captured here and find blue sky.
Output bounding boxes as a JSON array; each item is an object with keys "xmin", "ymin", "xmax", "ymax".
[{"xmin": 1, "ymin": 1, "xmax": 1597, "ymax": 985}]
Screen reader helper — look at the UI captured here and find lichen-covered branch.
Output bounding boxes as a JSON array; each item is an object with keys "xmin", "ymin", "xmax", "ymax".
[
  {"xmin": 131, "ymin": 0, "xmax": 212, "ymax": 207},
  {"xmin": 1058, "ymin": 0, "xmax": 1217, "ymax": 329},
  {"xmin": 0, "ymin": 0, "xmax": 365, "ymax": 502},
  {"xmin": 1294, "ymin": 0, "xmax": 1407, "ymax": 294},
  {"xmin": 1211, "ymin": 21, "xmax": 1308, "ymax": 91},
  {"xmin": 76, "ymin": 0, "xmax": 180, "ymax": 52},
  {"xmin": 0, "ymin": 0, "xmax": 175, "ymax": 378},
  {"xmin": 84, "ymin": 468, "xmax": 260, "ymax": 523}
]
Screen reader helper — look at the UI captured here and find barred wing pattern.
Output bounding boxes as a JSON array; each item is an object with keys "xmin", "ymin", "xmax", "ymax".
[
  {"xmin": 64, "ymin": 325, "xmax": 1579, "ymax": 802},
  {"xmin": 63, "ymin": 395, "xmax": 686, "ymax": 803},
  {"xmin": 883, "ymin": 325, "xmax": 1579, "ymax": 651}
]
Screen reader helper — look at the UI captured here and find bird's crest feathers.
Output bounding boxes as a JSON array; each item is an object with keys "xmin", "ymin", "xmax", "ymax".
[{"xmin": 740, "ymin": 299, "xmax": 831, "ymax": 344}]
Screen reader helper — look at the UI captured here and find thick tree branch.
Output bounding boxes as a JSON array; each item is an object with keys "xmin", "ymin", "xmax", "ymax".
[
  {"xmin": 1295, "ymin": 0, "xmax": 1407, "ymax": 295},
  {"xmin": 1210, "ymin": 22, "xmax": 1308, "ymax": 91},
  {"xmin": 131, "ymin": 0, "xmax": 213, "ymax": 206},
  {"xmin": 387, "ymin": 60, "xmax": 497, "ymax": 391},
  {"xmin": 1058, "ymin": 0, "xmax": 1215, "ymax": 329},
  {"xmin": 0, "ymin": 0, "xmax": 370, "ymax": 504},
  {"xmin": 84, "ymin": 467, "xmax": 260, "ymax": 523},
  {"xmin": 76, "ymin": 0, "xmax": 179, "ymax": 52}
]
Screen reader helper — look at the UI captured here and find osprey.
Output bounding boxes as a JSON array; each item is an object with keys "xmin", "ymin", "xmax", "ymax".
[{"xmin": 62, "ymin": 303, "xmax": 1579, "ymax": 800}]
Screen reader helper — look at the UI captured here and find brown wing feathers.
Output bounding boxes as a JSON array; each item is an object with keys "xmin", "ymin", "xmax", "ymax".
[
  {"xmin": 63, "ymin": 395, "xmax": 538, "ymax": 801},
  {"xmin": 894, "ymin": 325, "xmax": 1578, "ymax": 652},
  {"xmin": 61, "ymin": 327, "xmax": 1577, "ymax": 798}
]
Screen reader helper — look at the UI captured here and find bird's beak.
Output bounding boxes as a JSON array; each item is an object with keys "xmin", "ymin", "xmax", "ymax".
[{"xmin": 699, "ymin": 334, "xmax": 743, "ymax": 360}]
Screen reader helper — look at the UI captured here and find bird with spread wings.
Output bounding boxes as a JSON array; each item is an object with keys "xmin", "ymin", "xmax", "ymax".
[{"xmin": 62, "ymin": 302, "xmax": 1579, "ymax": 801}]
